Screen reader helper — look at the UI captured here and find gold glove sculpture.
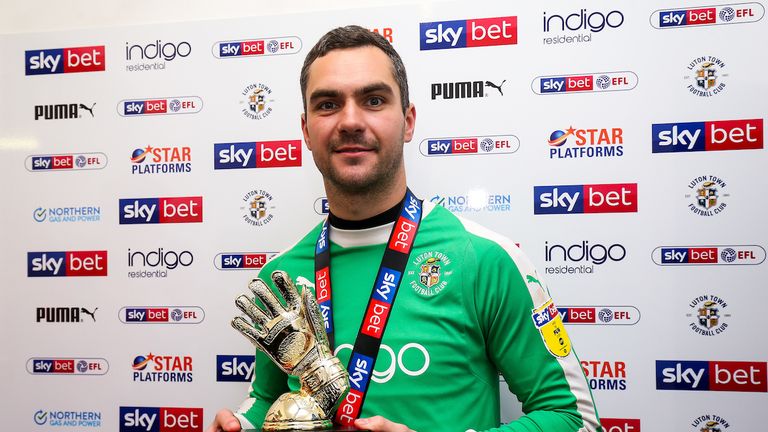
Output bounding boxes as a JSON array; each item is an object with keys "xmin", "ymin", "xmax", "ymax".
[{"xmin": 232, "ymin": 270, "xmax": 350, "ymax": 431}]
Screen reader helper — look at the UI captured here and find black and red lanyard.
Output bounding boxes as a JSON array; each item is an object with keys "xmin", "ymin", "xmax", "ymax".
[{"xmin": 314, "ymin": 189, "xmax": 423, "ymax": 426}]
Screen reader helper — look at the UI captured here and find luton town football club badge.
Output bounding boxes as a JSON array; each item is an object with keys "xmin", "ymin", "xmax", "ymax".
[
  {"xmin": 240, "ymin": 189, "xmax": 275, "ymax": 226},
  {"xmin": 531, "ymin": 299, "xmax": 571, "ymax": 357},
  {"xmin": 685, "ymin": 175, "xmax": 729, "ymax": 216},
  {"xmin": 408, "ymin": 251, "xmax": 452, "ymax": 297},
  {"xmin": 686, "ymin": 295, "xmax": 730, "ymax": 336},
  {"xmin": 240, "ymin": 82, "xmax": 274, "ymax": 120}
]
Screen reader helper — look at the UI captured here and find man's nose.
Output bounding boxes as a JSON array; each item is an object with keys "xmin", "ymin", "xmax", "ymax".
[{"xmin": 337, "ymin": 101, "xmax": 365, "ymax": 134}]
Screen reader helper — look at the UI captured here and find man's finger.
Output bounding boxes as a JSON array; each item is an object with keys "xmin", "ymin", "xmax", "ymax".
[
  {"xmin": 355, "ymin": 415, "xmax": 413, "ymax": 432},
  {"xmin": 272, "ymin": 270, "xmax": 301, "ymax": 311},
  {"xmin": 248, "ymin": 278, "xmax": 285, "ymax": 317}
]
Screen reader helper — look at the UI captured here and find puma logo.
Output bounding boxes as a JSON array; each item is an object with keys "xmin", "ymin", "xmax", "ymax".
[
  {"xmin": 80, "ymin": 307, "xmax": 98, "ymax": 322},
  {"xmin": 526, "ymin": 274, "xmax": 543, "ymax": 289},
  {"xmin": 78, "ymin": 103, "xmax": 96, "ymax": 117},
  {"xmin": 485, "ymin": 80, "xmax": 506, "ymax": 96}
]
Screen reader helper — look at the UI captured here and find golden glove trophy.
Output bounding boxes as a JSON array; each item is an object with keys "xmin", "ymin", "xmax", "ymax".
[{"xmin": 232, "ymin": 271, "xmax": 352, "ymax": 431}]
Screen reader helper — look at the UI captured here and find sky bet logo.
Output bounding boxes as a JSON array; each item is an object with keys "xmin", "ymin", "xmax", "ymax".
[
  {"xmin": 651, "ymin": 3, "xmax": 765, "ymax": 29},
  {"xmin": 120, "ymin": 406, "xmax": 202, "ymax": 432},
  {"xmin": 420, "ymin": 16, "xmax": 517, "ymax": 50},
  {"xmin": 119, "ymin": 307, "xmax": 204, "ymax": 324},
  {"xmin": 652, "ymin": 119, "xmax": 763, "ymax": 153},
  {"xmin": 212, "ymin": 36, "xmax": 302, "ymax": 58},
  {"xmin": 28, "ymin": 251, "xmax": 107, "ymax": 277},
  {"xmin": 117, "ymin": 97, "xmax": 202, "ymax": 116},
  {"xmin": 25, "ymin": 45, "xmax": 105, "ymax": 75},
  {"xmin": 26, "ymin": 152, "xmax": 108, "ymax": 172},
  {"xmin": 534, "ymin": 183, "xmax": 637, "ymax": 214},
  {"xmin": 533, "ymin": 71, "xmax": 638, "ymax": 94},
  {"xmin": 214, "ymin": 141, "xmax": 302, "ymax": 169},
  {"xmin": 419, "ymin": 134, "xmax": 520, "ymax": 156},
  {"xmin": 216, "ymin": 355, "xmax": 255, "ymax": 382},
  {"xmin": 26, "ymin": 358, "xmax": 108, "ymax": 375},
  {"xmin": 656, "ymin": 360, "xmax": 767, "ymax": 392},
  {"xmin": 652, "ymin": 245, "xmax": 765, "ymax": 266},
  {"xmin": 214, "ymin": 253, "xmax": 276, "ymax": 270},
  {"xmin": 119, "ymin": 196, "xmax": 202, "ymax": 224}
]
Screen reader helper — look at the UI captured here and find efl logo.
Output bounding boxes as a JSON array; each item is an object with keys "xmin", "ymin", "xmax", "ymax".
[
  {"xmin": 216, "ymin": 355, "xmax": 255, "ymax": 382},
  {"xmin": 26, "ymin": 358, "xmax": 109, "ymax": 375},
  {"xmin": 533, "ymin": 71, "xmax": 638, "ymax": 94},
  {"xmin": 419, "ymin": 135, "xmax": 520, "ymax": 156},
  {"xmin": 558, "ymin": 306, "xmax": 640, "ymax": 325},
  {"xmin": 117, "ymin": 97, "xmax": 203, "ymax": 116},
  {"xmin": 651, "ymin": 3, "xmax": 765, "ymax": 28},
  {"xmin": 601, "ymin": 418, "xmax": 641, "ymax": 432},
  {"xmin": 119, "ymin": 196, "xmax": 203, "ymax": 224},
  {"xmin": 119, "ymin": 407, "xmax": 202, "ymax": 432},
  {"xmin": 214, "ymin": 141, "xmax": 302, "ymax": 169},
  {"xmin": 420, "ymin": 16, "xmax": 517, "ymax": 50},
  {"xmin": 25, "ymin": 152, "xmax": 108, "ymax": 172},
  {"xmin": 213, "ymin": 37, "xmax": 302, "ymax": 58},
  {"xmin": 652, "ymin": 119, "xmax": 763, "ymax": 153},
  {"xmin": 656, "ymin": 360, "xmax": 767, "ymax": 392},
  {"xmin": 534, "ymin": 183, "xmax": 638, "ymax": 214},
  {"xmin": 119, "ymin": 307, "xmax": 205, "ymax": 324},
  {"xmin": 652, "ymin": 245, "xmax": 765, "ymax": 265},
  {"xmin": 214, "ymin": 253, "xmax": 276, "ymax": 270},
  {"xmin": 25, "ymin": 46, "xmax": 105, "ymax": 75},
  {"xmin": 27, "ymin": 251, "xmax": 107, "ymax": 277}
]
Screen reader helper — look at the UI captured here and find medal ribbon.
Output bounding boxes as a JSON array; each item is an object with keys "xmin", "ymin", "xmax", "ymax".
[{"xmin": 314, "ymin": 189, "xmax": 423, "ymax": 426}]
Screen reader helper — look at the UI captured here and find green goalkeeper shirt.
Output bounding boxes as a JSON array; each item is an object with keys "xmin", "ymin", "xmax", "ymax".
[{"xmin": 235, "ymin": 202, "xmax": 601, "ymax": 432}]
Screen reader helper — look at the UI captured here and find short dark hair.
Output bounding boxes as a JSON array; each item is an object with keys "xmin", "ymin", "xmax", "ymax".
[{"xmin": 300, "ymin": 25, "xmax": 410, "ymax": 114}]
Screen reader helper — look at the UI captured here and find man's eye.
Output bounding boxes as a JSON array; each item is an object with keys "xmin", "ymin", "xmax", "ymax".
[
  {"xmin": 368, "ymin": 97, "xmax": 384, "ymax": 106},
  {"xmin": 318, "ymin": 101, "xmax": 337, "ymax": 110}
]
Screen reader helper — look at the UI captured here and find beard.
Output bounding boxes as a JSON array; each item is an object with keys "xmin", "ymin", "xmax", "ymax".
[{"xmin": 321, "ymin": 132, "xmax": 404, "ymax": 196}]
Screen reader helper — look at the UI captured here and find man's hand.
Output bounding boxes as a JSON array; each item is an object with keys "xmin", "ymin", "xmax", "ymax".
[
  {"xmin": 355, "ymin": 416, "xmax": 415, "ymax": 432},
  {"xmin": 206, "ymin": 409, "xmax": 241, "ymax": 432}
]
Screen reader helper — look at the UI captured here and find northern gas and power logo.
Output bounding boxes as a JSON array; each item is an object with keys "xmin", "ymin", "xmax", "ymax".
[
  {"xmin": 33, "ymin": 409, "xmax": 102, "ymax": 427},
  {"xmin": 25, "ymin": 153, "xmax": 108, "ymax": 172},
  {"xmin": 33, "ymin": 206, "xmax": 101, "ymax": 223},
  {"xmin": 420, "ymin": 16, "xmax": 517, "ymax": 50},
  {"xmin": 214, "ymin": 141, "xmax": 302, "ymax": 169},
  {"xmin": 652, "ymin": 118, "xmax": 763, "ymax": 153},
  {"xmin": 532, "ymin": 71, "xmax": 638, "ymax": 94},
  {"xmin": 652, "ymin": 245, "xmax": 765, "ymax": 265},
  {"xmin": 534, "ymin": 183, "xmax": 638, "ymax": 214},
  {"xmin": 656, "ymin": 360, "xmax": 767, "ymax": 392},
  {"xmin": 117, "ymin": 97, "xmax": 202, "ymax": 116},
  {"xmin": 214, "ymin": 253, "xmax": 276, "ymax": 270},
  {"xmin": 25, "ymin": 45, "xmax": 105, "ymax": 75},
  {"xmin": 119, "ymin": 406, "xmax": 202, "ymax": 432},
  {"xmin": 213, "ymin": 37, "xmax": 302, "ymax": 58},
  {"xmin": 26, "ymin": 358, "xmax": 108, "ymax": 375},
  {"xmin": 119, "ymin": 196, "xmax": 203, "ymax": 224},
  {"xmin": 419, "ymin": 135, "xmax": 520, "ymax": 156},
  {"xmin": 216, "ymin": 355, "xmax": 255, "ymax": 382},
  {"xmin": 27, "ymin": 251, "xmax": 107, "ymax": 277},
  {"xmin": 119, "ymin": 307, "xmax": 204, "ymax": 324},
  {"xmin": 650, "ymin": 3, "xmax": 765, "ymax": 28}
]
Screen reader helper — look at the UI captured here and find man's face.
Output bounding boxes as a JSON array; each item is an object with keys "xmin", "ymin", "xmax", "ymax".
[{"xmin": 302, "ymin": 46, "xmax": 415, "ymax": 195}]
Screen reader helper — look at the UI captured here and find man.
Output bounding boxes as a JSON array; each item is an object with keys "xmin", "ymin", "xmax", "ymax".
[{"xmin": 209, "ymin": 26, "xmax": 601, "ymax": 432}]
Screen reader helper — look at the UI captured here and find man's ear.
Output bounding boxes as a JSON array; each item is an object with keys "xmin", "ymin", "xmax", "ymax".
[
  {"xmin": 301, "ymin": 112, "xmax": 311, "ymax": 150},
  {"xmin": 403, "ymin": 103, "xmax": 416, "ymax": 143}
]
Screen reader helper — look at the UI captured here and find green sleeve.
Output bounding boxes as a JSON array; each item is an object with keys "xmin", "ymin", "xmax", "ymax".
[{"xmin": 470, "ymin": 239, "xmax": 601, "ymax": 432}]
